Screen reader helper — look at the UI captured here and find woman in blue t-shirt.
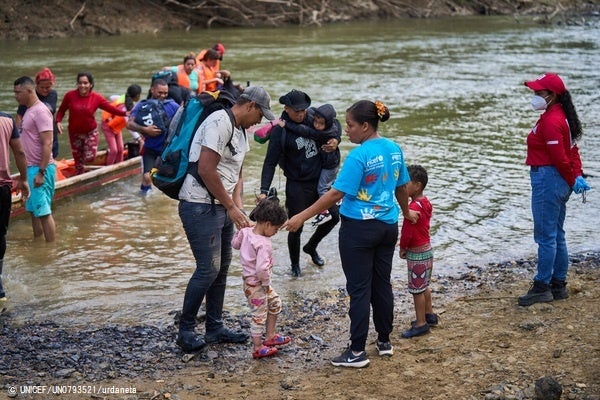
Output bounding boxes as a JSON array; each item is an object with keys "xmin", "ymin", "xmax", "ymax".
[{"xmin": 286, "ymin": 99, "xmax": 419, "ymax": 368}]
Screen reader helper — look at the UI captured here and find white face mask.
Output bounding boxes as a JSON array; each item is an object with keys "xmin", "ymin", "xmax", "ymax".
[{"xmin": 531, "ymin": 94, "xmax": 549, "ymax": 111}]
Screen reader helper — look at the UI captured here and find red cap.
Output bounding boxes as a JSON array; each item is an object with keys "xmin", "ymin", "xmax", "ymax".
[
  {"xmin": 35, "ymin": 67, "xmax": 55, "ymax": 84},
  {"xmin": 213, "ymin": 43, "xmax": 226, "ymax": 55},
  {"xmin": 524, "ymin": 73, "xmax": 566, "ymax": 95}
]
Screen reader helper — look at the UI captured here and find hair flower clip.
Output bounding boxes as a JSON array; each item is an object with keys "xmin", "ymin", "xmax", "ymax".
[{"xmin": 375, "ymin": 101, "xmax": 386, "ymax": 118}]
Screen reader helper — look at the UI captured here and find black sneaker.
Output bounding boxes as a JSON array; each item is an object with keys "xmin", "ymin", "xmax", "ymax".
[
  {"xmin": 550, "ymin": 279, "xmax": 569, "ymax": 300},
  {"xmin": 204, "ymin": 327, "xmax": 249, "ymax": 344},
  {"xmin": 176, "ymin": 330, "xmax": 206, "ymax": 352},
  {"xmin": 411, "ymin": 313, "xmax": 439, "ymax": 327},
  {"xmin": 331, "ymin": 347, "xmax": 370, "ymax": 368},
  {"xmin": 518, "ymin": 281, "xmax": 553, "ymax": 306},
  {"xmin": 375, "ymin": 341, "xmax": 394, "ymax": 356}
]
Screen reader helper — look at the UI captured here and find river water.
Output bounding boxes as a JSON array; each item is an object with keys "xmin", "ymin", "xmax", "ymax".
[{"xmin": 0, "ymin": 17, "xmax": 598, "ymax": 327}]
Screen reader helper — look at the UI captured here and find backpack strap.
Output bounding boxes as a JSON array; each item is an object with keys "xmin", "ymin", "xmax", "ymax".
[
  {"xmin": 187, "ymin": 108, "xmax": 239, "ymax": 212},
  {"xmin": 224, "ymin": 107, "xmax": 245, "ymax": 155}
]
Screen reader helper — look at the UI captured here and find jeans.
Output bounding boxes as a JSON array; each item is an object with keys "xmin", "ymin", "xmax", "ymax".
[
  {"xmin": 338, "ymin": 216, "xmax": 397, "ymax": 352},
  {"xmin": 178, "ymin": 200, "xmax": 233, "ymax": 333},
  {"xmin": 317, "ymin": 167, "xmax": 338, "ymax": 197},
  {"xmin": 530, "ymin": 166, "xmax": 572, "ymax": 284}
]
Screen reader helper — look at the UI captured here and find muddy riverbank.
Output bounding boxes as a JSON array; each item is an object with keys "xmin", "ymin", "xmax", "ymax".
[
  {"xmin": 1, "ymin": 251, "xmax": 599, "ymax": 399},
  {"xmin": 1, "ymin": 0, "xmax": 599, "ymax": 40}
]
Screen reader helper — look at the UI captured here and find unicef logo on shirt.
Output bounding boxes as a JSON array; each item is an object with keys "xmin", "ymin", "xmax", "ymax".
[
  {"xmin": 366, "ymin": 155, "xmax": 384, "ymax": 168},
  {"xmin": 391, "ymin": 153, "xmax": 403, "ymax": 161}
]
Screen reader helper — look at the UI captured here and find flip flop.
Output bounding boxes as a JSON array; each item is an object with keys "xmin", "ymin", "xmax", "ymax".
[
  {"xmin": 263, "ymin": 334, "xmax": 291, "ymax": 347},
  {"xmin": 252, "ymin": 345, "xmax": 278, "ymax": 359}
]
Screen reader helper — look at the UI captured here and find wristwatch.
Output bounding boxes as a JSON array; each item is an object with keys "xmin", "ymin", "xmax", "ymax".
[{"xmin": 38, "ymin": 168, "xmax": 46, "ymax": 176}]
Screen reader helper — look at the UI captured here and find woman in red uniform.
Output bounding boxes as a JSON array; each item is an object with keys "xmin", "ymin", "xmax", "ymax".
[
  {"xmin": 56, "ymin": 72, "xmax": 126, "ymax": 174},
  {"xmin": 518, "ymin": 73, "xmax": 591, "ymax": 306}
]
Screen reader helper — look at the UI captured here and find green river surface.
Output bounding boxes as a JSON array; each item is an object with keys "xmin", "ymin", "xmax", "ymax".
[{"xmin": 0, "ymin": 16, "xmax": 598, "ymax": 326}]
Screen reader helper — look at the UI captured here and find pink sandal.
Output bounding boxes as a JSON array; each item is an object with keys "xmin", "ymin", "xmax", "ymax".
[
  {"xmin": 252, "ymin": 345, "xmax": 278, "ymax": 359},
  {"xmin": 263, "ymin": 334, "xmax": 291, "ymax": 347}
]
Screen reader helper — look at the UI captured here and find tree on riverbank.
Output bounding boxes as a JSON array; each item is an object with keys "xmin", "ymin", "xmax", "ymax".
[{"xmin": 1, "ymin": 0, "xmax": 598, "ymax": 40}]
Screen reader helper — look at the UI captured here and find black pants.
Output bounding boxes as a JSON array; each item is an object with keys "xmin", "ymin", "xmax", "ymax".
[
  {"xmin": 0, "ymin": 185, "xmax": 11, "ymax": 259},
  {"xmin": 339, "ymin": 216, "xmax": 397, "ymax": 352},
  {"xmin": 285, "ymin": 179, "xmax": 339, "ymax": 266}
]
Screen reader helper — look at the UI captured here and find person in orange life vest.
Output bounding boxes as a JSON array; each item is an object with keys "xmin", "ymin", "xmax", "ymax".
[
  {"xmin": 101, "ymin": 84, "xmax": 142, "ymax": 165},
  {"xmin": 196, "ymin": 42, "xmax": 225, "ymax": 74},
  {"xmin": 163, "ymin": 53, "xmax": 201, "ymax": 95},
  {"xmin": 197, "ymin": 49, "xmax": 225, "ymax": 92},
  {"xmin": 16, "ymin": 67, "xmax": 60, "ymax": 159},
  {"xmin": 56, "ymin": 72, "xmax": 127, "ymax": 175},
  {"xmin": 198, "ymin": 43, "xmax": 243, "ymax": 96}
]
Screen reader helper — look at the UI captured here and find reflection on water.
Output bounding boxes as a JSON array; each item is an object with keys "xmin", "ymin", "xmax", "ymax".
[{"xmin": 1, "ymin": 17, "xmax": 599, "ymax": 326}]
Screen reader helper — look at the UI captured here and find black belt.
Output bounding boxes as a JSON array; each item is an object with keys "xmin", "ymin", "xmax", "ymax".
[{"xmin": 530, "ymin": 165, "xmax": 550, "ymax": 171}]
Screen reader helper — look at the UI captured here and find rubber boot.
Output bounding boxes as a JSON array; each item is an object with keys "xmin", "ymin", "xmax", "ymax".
[
  {"xmin": 291, "ymin": 264, "xmax": 301, "ymax": 277},
  {"xmin": 518, "ymin": 281, "xmax": 553, "ymax": 306},
  {"xmin": 550, "ymin": 278, "xmax": 568, "ymax": 300},
  {"xmin": 302, "ymin": 243, "xmax": 325, "ymax": 267}
]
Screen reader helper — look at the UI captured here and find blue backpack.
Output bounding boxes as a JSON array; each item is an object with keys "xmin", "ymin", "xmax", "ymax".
[
  {"xmin": 133, "ymin": 99, "xmax": 169, "ymax": 136},
  {"xmin": 150, "ymin": 91, "xmax": 237, "ymax": 200}
]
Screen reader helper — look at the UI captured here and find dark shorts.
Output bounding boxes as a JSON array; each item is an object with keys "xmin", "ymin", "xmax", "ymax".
[{"xmin": 142, "ymin": 147, "xmax": 160, "ymax": 174}]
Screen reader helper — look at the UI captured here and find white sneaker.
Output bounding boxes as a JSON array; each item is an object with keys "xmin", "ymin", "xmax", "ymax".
[{"xmin": 311, "ymin": 211, "xmax": 332, "ymax": 227}]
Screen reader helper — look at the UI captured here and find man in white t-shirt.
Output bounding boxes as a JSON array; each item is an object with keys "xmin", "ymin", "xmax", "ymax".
[{"xmin": 176, "ymin": 86, "xmax": 276, "ymax": 352}]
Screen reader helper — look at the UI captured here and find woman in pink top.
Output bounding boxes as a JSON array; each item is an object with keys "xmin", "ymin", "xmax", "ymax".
[
  {"xmin": 56, "ymin": 72, "xmax": 126, "ymax": 175},
  {"xmin": 231, "ymin": 193, "xmax": 290, "ymax": 359}
]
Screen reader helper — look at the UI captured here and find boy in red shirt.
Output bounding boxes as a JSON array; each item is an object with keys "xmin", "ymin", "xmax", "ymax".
[{"xmin": 399, "ymin": 165, "xmax": 437, "ymax": 338}]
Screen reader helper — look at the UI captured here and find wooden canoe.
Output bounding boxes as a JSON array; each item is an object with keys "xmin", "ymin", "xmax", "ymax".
[{"xmin": 10, "ymin": 149, "xmax": 142, "ymax": 219}]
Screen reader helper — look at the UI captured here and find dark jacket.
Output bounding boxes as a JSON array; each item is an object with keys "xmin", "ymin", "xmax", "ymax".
[
  {"xmin": 321, "ymin": 120, "xmax": 341, "ymax": 170},
  {"xmin": 260, "ymin": 111, "xmax": 322, "ymax": 192},
  {"xmin": 283, "ymin": 107, "xmax": 341, "ymax": 170},
  {"xmin": 314, "ymin": 104, "xmax": 336, "ymax": 130}
]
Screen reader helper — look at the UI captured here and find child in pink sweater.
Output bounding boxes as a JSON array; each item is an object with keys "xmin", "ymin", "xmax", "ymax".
[{"xmin": 231, "ymin": 192, "xmax": 290, "ymax": 358}]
